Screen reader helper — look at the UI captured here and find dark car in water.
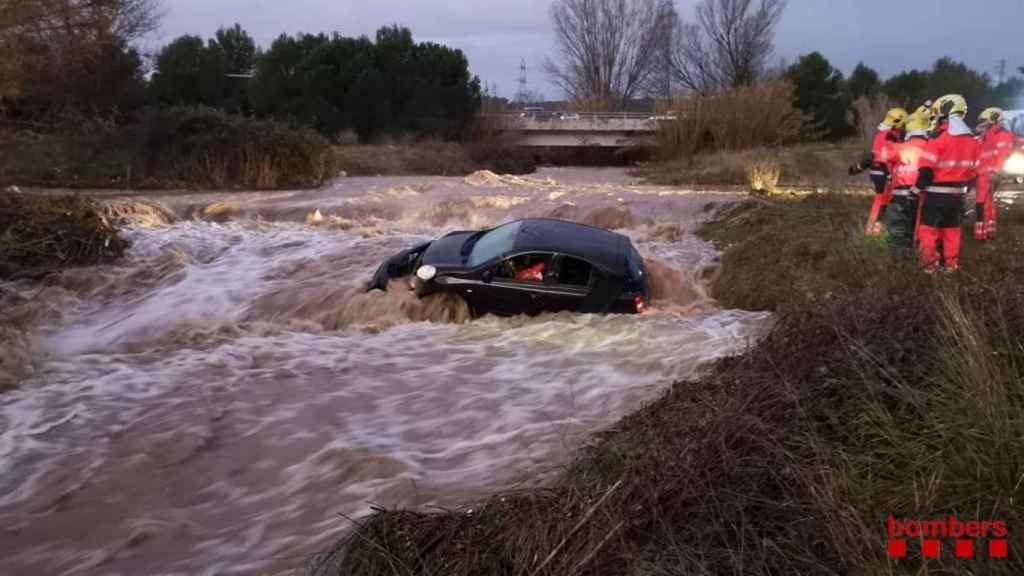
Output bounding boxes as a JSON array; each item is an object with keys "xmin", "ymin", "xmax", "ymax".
[{"xmin": 368, "ymin": 218, "xmax": 649, "ymax": 317}]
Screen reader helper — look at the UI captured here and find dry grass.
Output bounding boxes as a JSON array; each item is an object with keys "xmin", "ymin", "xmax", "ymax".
[
  {"xmin": 637, "ymin": 140, "xmax": 867, "ymax": 189},
  {"xmin": 0, "ymin": 192, "xmax": 128, "ymax": 280},
  {"xmin": 656, "ymin": 80, "xmax": 815, "ymax": 161},
  {"xmin": 746, "ymin": 161, "xmax": 782, "ymax": 195},
  {"xmin": 310, "ymin": 196, "xmax": 1024, "ymax": 576}
]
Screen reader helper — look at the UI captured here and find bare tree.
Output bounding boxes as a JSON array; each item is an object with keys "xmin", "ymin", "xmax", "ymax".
[
  {"xmin": 670, "ymin": 0, "xmax": 786, "ymax": 95},
  {"xmin": 546, "ymin": 0, "xmax": 675, "ymax": 109},
  {"xmin": 1, "ymin": 0, "xmax": 162, "ymax": 108}
]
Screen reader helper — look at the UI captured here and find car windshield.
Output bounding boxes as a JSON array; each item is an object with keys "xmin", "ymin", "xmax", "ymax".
[{"xmin": 467, "ymin": 221, "xmax": 522, "ymax": 267}]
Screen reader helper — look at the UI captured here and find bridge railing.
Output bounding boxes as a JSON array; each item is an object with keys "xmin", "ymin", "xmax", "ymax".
[{"xmin": 498, "ymin": 111, "xmax": 673, "ymax": 121}]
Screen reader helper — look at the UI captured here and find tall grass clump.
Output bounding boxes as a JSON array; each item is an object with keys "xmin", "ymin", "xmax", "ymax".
[
  {"xmin": 310, "ymin": 197, "xmax": 1024, "ymax": 576},
  {"xmin": 656, "ymin": 80, "xmax": 814, "ymax": 160},
  {"xmin": 746, "ymin": 161, "xmax": 782, "ymax": 195}
]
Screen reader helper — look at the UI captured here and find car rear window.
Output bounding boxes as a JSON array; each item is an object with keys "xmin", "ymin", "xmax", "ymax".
[{"xmin": 559, "ymin": 256, "xmax": 592, "ymax": 286}]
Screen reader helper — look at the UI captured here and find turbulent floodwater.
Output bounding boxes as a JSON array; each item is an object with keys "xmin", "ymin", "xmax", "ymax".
[{"xmin": 0, "ymin": 168, "xmax": 769, "ymax": 575}]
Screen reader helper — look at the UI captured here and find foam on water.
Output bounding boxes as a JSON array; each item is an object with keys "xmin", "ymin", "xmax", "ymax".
[{"xmin": 0, "ymin": 168, "xmax": 767, "ymax": 575}]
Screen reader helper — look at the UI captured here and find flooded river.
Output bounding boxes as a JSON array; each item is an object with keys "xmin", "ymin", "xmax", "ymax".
[{"xmin": 0, "ymin": 168, "xmax": 769, "ymax": 575}]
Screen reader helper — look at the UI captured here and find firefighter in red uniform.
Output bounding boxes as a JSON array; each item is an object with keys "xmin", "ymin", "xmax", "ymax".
[
  {"xmin": 974, "ymin": 108, "xmax": 1016, "ymax": 240},
  {"xmin": 850, "ymin": 107, "xmax": 908, "ymax": 235},
  {"xmin": 914, "ymin": 95, "xmax": 981, "ymax": 271},
  {"xmin": 879, "ymin": 107, "xmax": 934, "ymax": 255}
]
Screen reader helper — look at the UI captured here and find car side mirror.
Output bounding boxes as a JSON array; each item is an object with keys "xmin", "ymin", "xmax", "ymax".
[{"xmin": 482, "ymin": 268, "xmax": 495, "ymax": 284}]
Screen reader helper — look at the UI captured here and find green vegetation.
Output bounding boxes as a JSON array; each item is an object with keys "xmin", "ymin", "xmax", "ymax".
[
  {"xmin": 786, "ymin": 52, "xmax": 854, "ymax": 139},
  {"xmin": 251, "ymin": 26, "xmax": 480, "ymax": 142},
  {"xmin": 149, "ymin": 25, "xmax": 256, "ymax": 114},
  {"xmin": 311, "ymin": 195, "xmax": 1024, "ymax": 575},
  {"xmin": 785, "ymin": 55, "xmax": 1022, "ymax": 142},
  {"xmin": 2, "ymin": 4, "xmax": 485, "ymax": 189}
]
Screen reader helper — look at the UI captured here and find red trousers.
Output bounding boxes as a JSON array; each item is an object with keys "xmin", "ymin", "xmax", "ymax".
[
  {"xmin": 867, "ymin": 187, "xmax": 892, "ymax": 236},
  {"xmin": 918, "ymin": 226, "xmax": 961, "ymax": 269},
  {"xmin": 975, "ymin": 172, "xmax": 998, "ymax": 240}
]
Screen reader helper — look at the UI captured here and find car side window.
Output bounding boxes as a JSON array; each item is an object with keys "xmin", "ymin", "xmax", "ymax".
[
  {"xmin": 558, "ymin": 256, "xmax": 592, "ymax": 286},
  {"xmin": 495, "ymin": 253, "xmax": 554, "ymax": 283}
]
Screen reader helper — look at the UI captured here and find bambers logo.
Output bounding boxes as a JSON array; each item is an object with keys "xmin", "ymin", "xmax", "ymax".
[{"xmin": 886, "ymin": 516, "xmax": 1009, "ymax": 559}]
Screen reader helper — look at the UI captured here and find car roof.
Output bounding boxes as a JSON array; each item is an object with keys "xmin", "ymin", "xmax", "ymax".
[{"xmin": 509, "ymin": 218, "xmax": 631, "ymax": 275}]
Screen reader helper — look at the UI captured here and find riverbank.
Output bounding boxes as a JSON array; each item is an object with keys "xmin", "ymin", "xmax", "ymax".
[
  {"xmin": 312, "ymin": 194, "xmax": 1024, "ymax": 575},
  {"xmin": 0, "ymin": 112, "xmax": 539, "ymax": 190},
  {"xmin": 635, "ymin": 140, "xmax": 867, "ymax": 190}
]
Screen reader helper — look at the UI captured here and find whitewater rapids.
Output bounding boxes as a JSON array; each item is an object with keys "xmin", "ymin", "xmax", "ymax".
[{"xmin": 0, "ymin": 168, "xmax": 769, "ymax": 575}]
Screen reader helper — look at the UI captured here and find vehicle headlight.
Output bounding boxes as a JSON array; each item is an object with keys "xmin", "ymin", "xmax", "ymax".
[
  {"xmin": 1003, "ymin": 153, "xmax": 1024, "ymax": 175},
  {"xmin": 416, "ymin": 265, "xmax": 437, "ymax": 281}
]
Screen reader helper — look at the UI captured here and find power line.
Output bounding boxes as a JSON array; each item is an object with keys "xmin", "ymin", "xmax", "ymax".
[{"xmin": 516, "ymin": 59, "xmax": 529, "ymax": 106}]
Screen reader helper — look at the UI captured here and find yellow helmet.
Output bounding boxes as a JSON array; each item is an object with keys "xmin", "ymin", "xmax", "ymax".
[
  {"xmin": 931, "ymin": 94, "xmax": 968, "ymax": 119},
  {"xmin": 883, "ymin": 107, "xmax": 909, "ymax": 129},
  {"xmin": 978, "ymin": 107, "xmax": 1003, "ymax": 125},
  {"xmin": 904, "ymin": 106, "xmax": 933, "ymax": 135}
]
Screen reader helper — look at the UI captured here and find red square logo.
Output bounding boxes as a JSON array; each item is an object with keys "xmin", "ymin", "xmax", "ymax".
[
  {"xmin": 955, "ymin": 539, "xmax": 975, "ymax": 559},
  {"xmin": 922, "ymin": 540, "xmax": 941, "ymax": 559},
  {"xmin": 887, "ymin": 539, "xmax": 907, "ymax": 559},
  {"xmin": 990, "ymin": 540, "xmax": 1008, "ymax": 559}
]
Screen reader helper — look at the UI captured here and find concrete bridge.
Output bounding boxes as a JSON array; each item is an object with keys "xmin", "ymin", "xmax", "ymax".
[{"xmin": 498, "ymin": 112, "xmax": 666, "ymax": 147}]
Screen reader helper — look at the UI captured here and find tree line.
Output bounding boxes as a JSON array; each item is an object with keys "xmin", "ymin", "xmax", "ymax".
[
  {"xmin": 2, "ymin": 0, "xmax": 1020, "ymax": 146},
  {"xmin": 548, "ymin": 0, "xmax": 1023, "ymax": 137},
  {"xmin": 1, "ymin": 2, "xmax": 481, "ymax": 143}
]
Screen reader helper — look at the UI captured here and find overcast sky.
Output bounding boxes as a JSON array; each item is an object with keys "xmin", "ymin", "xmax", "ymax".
[{"xmin": 151, "ymin": 0, "xmax": 1024, "ymax": 100}]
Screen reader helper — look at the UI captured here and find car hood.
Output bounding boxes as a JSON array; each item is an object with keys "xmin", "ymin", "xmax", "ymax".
[{"xmin": 420, "ymin": 231, "xmax": 474, "ymax": 267}]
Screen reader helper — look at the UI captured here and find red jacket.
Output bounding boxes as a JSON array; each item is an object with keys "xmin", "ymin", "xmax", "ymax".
[
  {"xmin": 917, "ymin": 124, "xmax": 981, "ymax": 189},
  {"xmin": 881, "ymin": 137, "xmax": 933, "ymax": 189},
  {"xmin": 978, "ymin": 125, "xmax": 1016, "ymax": 173},
  {"xmin": 872, "ymin": 129, "xmax": 892, "ymax": 158}
]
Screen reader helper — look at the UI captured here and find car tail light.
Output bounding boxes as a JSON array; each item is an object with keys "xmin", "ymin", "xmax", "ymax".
[{"xmin": 634, "ymin": 295, "xmax": 646, "ymax": 313}]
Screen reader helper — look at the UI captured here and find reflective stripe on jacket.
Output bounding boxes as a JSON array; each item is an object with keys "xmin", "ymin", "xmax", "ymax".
[{"xmin": 919, "ymin": 128, "xmax": 981, "ymax": 186}]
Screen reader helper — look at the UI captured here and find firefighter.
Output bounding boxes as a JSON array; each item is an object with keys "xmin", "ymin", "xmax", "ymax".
[
  {"xmin": 849, "ymin": 107, "xmax": 908, "ymax": 235},
  {"xmin": 974, "ymin": 107, "xmax": 1016, "ymax": 240},
  {"xmin": 879, "ymin": 107, "xmax": 934, "ymax": 255},
  {"xmin": 914, "ymin": 95, "xmax": 981, "ymax": 271}
]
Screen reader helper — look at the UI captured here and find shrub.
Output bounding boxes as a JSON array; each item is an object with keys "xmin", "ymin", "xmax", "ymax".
[
  {"xmin": 0, "ymin": 108, "xmax": 338, "ymax": 189},
  {"xmin": 136, "ymin": 107, "xmax": 336, "ymax": 189},
  {"xmin": 0, "ymin": 193, "xmax": 128, "ymax": 279},
  {"xmin": 656, "ymin": 80, "xmax": 814, "ymax": 160}
]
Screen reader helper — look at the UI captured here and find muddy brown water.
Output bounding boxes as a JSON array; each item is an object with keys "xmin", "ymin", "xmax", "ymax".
[{"xmin": 0, "ymin": 168, "xmax": 770, "ymax": 575}]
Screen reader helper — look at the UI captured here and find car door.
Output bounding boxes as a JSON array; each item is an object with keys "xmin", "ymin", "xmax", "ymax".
[
  {"xmin": 479, "ymin": 252, "xmax": 554, "ymax": 316},
  {"xmin": 541, "ymin": 255, "xmax": 593, "ymax": 313}
]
